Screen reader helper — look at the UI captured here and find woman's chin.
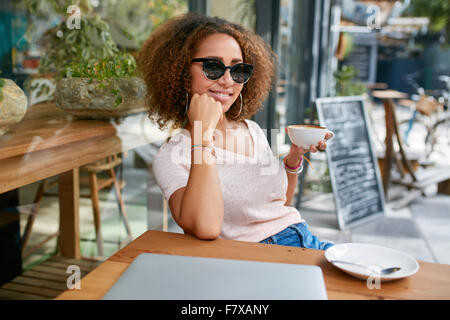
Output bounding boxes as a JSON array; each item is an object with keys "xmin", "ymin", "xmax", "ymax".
[{"xmin": 222, "ymin": 104, "xmax": 234, "ymax": 114}]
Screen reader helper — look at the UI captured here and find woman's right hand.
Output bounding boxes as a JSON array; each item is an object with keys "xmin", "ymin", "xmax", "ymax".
[{"xmin": 187, "ymin": 93, "xmax": 223, "ymax": 135}]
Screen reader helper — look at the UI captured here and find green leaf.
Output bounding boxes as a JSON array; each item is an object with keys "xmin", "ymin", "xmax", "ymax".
[
  {"xmin": 81, "ymin": 48, "xmax": 88, "ymax": 60},
  {"xmin": 114, "ymin": 96, "xmax": 123, "ymax": 107},
  {"xmin": 65, "ymin": 31, "xmax": 76, "ymax": 44}
]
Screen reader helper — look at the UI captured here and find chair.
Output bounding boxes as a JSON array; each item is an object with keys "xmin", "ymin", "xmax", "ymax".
[
  {"xmin": 21, "ymin": 178, "xmax": 59, "ymax": 258},
  {"xmin": 80, "ymin": 154, "xmax": 132, "ymax": 258},
  {"xmin": 159, "ymin": 127, "xmax": 183, "ymax": 231},
  {"xmin": 21, "ymin": 153, "xmax": 132, "ymax": 259},
  {"xmin": 145, "ymin": 127, "xmax": 179, "ymax": 232},
  {"xmin": 381, "ymin": 96, "xmax": 450, "ymax": 207}
]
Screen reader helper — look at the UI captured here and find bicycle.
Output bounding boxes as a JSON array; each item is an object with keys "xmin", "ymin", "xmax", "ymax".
[
  {"xmin": 398, "ymin": 74, "xmax": 450, "ymax": 160},
  {"xmin": 424, "ymin": 76, "xmax": 450, "ymax": 157}
]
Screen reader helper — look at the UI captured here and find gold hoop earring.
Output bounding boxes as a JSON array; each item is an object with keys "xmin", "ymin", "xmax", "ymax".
[
  {"xmin": 185, "ymin": 92, "xmax": 189, "ymax": 115},
  {"xmin": 237, "ymin": 93, "xmax": 243, "ymax": 118}
]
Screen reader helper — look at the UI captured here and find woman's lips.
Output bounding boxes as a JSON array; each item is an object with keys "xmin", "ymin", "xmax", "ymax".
[{"xmin": 208, "ymin": 90, "xmax": 233, "ymax": 104}]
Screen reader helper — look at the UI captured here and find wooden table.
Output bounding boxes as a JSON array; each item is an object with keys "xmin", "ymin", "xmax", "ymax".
[
  {"xmin": 57, "ymin": 230, "xmax": 450, "ymax": 300},
  {"xmin": 371, "ymin": 90, "xmax": 411, "ymax": 196},
  {"xmin": 371, "ymin": 90, "xmax": 409, "ymax": 100},
  {"xmin": 0, "ymin": 103, "xmax": 166, "ymax": 258}
]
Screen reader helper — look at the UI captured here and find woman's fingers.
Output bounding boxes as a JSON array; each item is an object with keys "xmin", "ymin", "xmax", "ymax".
[
  {"xmin": 310, "ymin": 141, "xmax": 326, "ymax": 152},
  {"xmin": 188, "ymin": 93, "xmax": 223, "ymax": 129},
  {"xmin": 318, "ymin": 141, "xmax": 327, "ymax": 151}
]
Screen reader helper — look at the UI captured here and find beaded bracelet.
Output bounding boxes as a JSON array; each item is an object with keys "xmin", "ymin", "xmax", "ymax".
[
  {"xmin": 281, "ymin": 156, "xmax": 303, "ymax": 174},
  {"xmin": 192, "ymin": 144, "xmax": 216, "ymax": 158},
  {"xmin": 284, "ymin": 157, "xmax": 302, "ymax": 170}
]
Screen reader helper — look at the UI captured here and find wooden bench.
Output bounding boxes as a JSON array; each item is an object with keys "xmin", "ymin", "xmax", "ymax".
[{"xmin": 391, "ymin": 167, "xmax": 450, "ymax": 190}]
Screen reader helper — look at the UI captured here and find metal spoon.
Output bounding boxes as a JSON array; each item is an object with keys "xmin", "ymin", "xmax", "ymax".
[{"xmin": 330, "ymin": 260, "xmax": 402, "ymax": 275}]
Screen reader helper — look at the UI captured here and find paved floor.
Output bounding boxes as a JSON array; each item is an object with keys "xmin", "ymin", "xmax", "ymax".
[{"xmin": 300, "ymin": 190, "xmax": 450, "ymax": 265}]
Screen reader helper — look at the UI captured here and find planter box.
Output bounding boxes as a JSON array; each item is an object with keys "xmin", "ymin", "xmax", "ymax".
[{"xmin": 54, "ymin": 77, "xmax": 147, "ymax": 119}]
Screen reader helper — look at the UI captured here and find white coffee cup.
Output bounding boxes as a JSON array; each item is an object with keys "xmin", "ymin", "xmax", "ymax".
[{"xmin": 287, "ymin": 125, "xmax": 334, "ymax": 149}]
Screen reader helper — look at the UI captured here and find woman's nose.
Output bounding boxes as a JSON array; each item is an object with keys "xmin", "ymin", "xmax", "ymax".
[{"xmin": 217, "ymin": 69, "xmax": 234, "ymax": 86}]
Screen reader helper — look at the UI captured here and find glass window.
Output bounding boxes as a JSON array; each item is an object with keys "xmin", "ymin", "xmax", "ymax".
[
  {"xmin": 0, "ymin": 0, "xmax": 187, "ymax": 267},
  {"xmin": 275, "ymin": 0, "xmax": 294, "ymax": 155},
  {"xmin": 207, "ymin": 0, "xmax": 256, "ymax": 31}
]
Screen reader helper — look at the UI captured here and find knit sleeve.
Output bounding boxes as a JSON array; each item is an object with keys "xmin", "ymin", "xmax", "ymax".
[{"xmin": 152, "ymin": 134, "xmax": 191, "ymax": 201}]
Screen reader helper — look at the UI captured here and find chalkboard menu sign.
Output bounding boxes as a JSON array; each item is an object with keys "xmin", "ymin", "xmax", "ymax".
[
  {"xmin": 316, "ymin": 96, "xmax": 385, "ymax": 229},
  {"xmin": 340, "ymin": 31, "xmax": 377, "ymax": 83}
]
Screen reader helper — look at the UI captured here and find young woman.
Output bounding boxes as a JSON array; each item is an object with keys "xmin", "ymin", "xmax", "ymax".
[{"xmin": 138, "ymin": 13, "xmax": 333, "ymax": 250}]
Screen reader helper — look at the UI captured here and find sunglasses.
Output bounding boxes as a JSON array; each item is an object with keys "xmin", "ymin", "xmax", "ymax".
[{"xmin": 192, "ymin": 58, "xmax": 253, "ymax": 84}]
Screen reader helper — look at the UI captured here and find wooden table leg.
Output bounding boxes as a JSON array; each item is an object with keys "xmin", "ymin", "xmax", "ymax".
[
  {"xmin": 383, "ymin": 99, "xmax": 394, "ymax": 198},
  {"xmin": 58, "ymin": 168, "xmax": 80, "ymax": 259}
]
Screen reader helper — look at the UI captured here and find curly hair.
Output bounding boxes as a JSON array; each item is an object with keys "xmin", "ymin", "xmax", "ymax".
[{"xmin": 137, "ymin": 13, "xmax": 277, "ymax": 130}]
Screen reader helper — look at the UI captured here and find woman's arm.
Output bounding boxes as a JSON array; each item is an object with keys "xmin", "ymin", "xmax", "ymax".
[
  {"xmin": 168, "ymin": 93, "xmax": 224, "ymax": 240},
  {"xmin": 283, "ymin": 132, "xmax": 331, "ymax": 206},
  {"xmin": 169, "ymin": 149, "xmax": 224, "ymax": 239},
  {"xmin": 284, "ymin": 154, "xmax": 302, "ymax": 206}
]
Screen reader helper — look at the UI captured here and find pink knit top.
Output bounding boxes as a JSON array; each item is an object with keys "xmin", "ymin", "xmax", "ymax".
[{"xmin": 152, "ymin": 119, "xmax": 304, "ymax": 242}]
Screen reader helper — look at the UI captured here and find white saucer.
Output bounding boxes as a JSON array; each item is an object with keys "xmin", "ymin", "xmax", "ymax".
[{"xmin": 324, "ymin": 243, "xmax": 420, "ymax": 282}]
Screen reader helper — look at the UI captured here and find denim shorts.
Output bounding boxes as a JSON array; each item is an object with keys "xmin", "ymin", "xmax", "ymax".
[{"xmin": 259, "ymin": 222, "xmax": 334, "ymax": 251}]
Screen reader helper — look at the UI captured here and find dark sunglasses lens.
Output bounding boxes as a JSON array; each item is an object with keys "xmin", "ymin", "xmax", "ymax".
[
  {"xmin": 231, "ymin": 64, "xmax": 253, "ymax": 84},
  {"xmin": 203, "ymin": 60, "xmax": 225, "ymax": 80}
]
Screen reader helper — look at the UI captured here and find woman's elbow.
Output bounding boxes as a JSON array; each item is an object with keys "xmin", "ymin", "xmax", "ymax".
[
  {"xmin": 190, "ymin": 224, "xmax": 221, "ymax": 240},
  {"xmin": 193, "ymin": 230, "xmax": 220, "ymax": 240},
  {"xmin": 181, "ymin": 218, "xmax": 221, "ymax": 240},
  {"xmin": 178, "ymin": 208, "xmax": 222, "ymax": 240}
]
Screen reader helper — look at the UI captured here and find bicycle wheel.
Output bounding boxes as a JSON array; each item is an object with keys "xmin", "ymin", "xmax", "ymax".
[
  {"xmin": 425, "ymin": 116, "xmax": 450, "ymax": 158},
  {"xmin": 398, "ymin": 117, "xmax": 429, "ymax": 152}
]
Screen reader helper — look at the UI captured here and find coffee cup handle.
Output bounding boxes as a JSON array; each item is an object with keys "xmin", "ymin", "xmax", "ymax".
[{"xmin": 324, "ymin": 130, "xmax": 334, "ymax": 143}]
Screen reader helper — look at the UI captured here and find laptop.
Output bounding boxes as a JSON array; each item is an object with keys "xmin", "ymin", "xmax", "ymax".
[{"xmin": 102, "ymin": 253, "xmax": 328, "ymax": 300}]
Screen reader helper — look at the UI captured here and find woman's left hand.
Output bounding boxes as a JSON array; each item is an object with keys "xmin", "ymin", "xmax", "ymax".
[{"xmin": 284, "ymin": 129, "xmax": 332, "ymax": 166}]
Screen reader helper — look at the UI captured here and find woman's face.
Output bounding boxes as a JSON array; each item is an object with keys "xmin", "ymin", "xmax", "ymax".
[{"xmin": 190, "ymin": 33, "xmax": 244, "ymax": 114}]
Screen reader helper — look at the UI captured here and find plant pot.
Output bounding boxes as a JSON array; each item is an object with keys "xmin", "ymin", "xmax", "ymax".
[
  {"xmin": 54, "ymin": 77, "xmax": 147, "ymax": 119},
  {"xmin": 0, "ymin": 79, "xmax": 28, "ymax": 137}
]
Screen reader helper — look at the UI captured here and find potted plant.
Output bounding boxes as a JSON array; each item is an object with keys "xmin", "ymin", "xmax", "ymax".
[
  {"xmin": 54, "ymin": 53, "xmax": 146, "ymax": 119},
  {"xmin": 333, "ymin": 65, "xmax": 367, "ymax": 97},
  {"xmin": 25, "ymin": 0, "xmax": 146, "ymax": 119}
]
